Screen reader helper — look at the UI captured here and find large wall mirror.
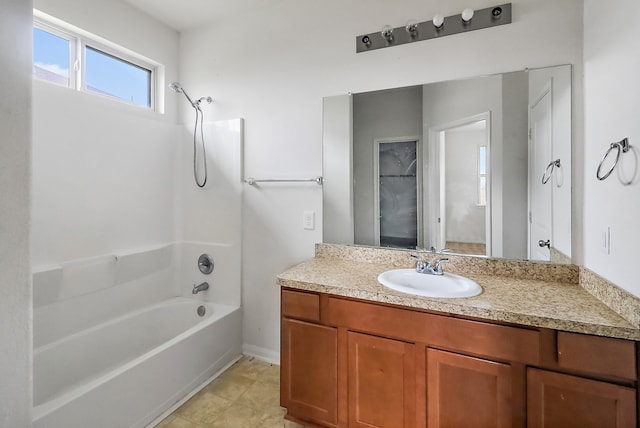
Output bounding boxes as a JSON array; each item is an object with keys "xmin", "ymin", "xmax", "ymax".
[{"xmin": 323, "ymin": 65, "xmax": 572, "ymax": 263}]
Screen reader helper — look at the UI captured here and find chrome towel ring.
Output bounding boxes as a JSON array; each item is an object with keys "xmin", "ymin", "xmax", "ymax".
[
  {"xmin": 542, "ymin": 159, "xmax": 561, "ymax": 185},
  {"xmin": 596, "ymin": 138, "xmax": 630, "ymax": 181}
]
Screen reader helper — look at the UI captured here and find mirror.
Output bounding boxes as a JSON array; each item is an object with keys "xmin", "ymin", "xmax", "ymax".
[{"xmin": 322, "ymin": 65, "xmax": 572, "ymax": 263}]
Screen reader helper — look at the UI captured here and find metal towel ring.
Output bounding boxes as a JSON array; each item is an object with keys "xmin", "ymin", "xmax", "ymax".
[
  {"xmin": 541, "ymin": 159, "xmax": 561, "ymax": 185},
  {"xmin": 596, "ymin": 138, "xmax": 630, "ymax": 181}
]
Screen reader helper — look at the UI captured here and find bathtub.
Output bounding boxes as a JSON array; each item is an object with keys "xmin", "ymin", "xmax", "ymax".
[{"xmin": 33, "ymin": 297, "xmax": 242, "ymax": 428}]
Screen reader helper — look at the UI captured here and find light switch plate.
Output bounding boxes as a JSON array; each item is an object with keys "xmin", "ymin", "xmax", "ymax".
[
  {"xmin": 601, "ymin": 226, "xmax": 611, "ymax": 255},
  {"xmin": 303, "ymin": 211, "xmax": 315, "ymax": 230}
]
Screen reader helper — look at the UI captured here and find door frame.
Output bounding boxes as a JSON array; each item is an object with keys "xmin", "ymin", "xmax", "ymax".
[
  {"xmin": 527, "ymin": 81, "xmax": 553, "ymax": 261},
  {"xmin": 373, "ymin": 136, "xmax": 423, "ymax": 248},
  {"xmin": 427, "ymin": 112, "xmax": 491, "ymax": 256}
]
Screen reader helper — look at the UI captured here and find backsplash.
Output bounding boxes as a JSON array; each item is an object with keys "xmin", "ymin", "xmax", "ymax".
[
  {"xmin": 580, "ymin": 267, "xmax": 640, "ymax": 329},
  {"xmin": 315, "ymin": 244, "xmax": 579, "ymax": 283}
]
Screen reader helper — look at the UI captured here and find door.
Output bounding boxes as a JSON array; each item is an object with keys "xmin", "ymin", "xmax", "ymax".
[
  {"xmin": 426, "ymin": 348, "xmax": 512, "ymax": 428},
  {"xmin": 348, "ymin": 331, "xmax": 416, "ymax": 427},
  {"xmin": 527, "ymin": 368, "xmax": 636, "ymax": 428},
  {"xmin": 281, "ymin": 318, "xmax": 338, "ymax": 426},
  {"xmin": 529, "ymin": 88, "xmax": 553, "ymax": 261},
  {"xmin": 374, "ymin": 138, "xmax": 422, "ymax": 249}
]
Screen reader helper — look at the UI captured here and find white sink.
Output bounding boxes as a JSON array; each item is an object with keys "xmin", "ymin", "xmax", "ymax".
[{"xmin": 377, "ymin": 269, "xmax": 482, "ymax": 298}]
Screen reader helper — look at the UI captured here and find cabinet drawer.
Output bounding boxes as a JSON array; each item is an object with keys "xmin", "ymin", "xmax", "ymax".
[
  {"xmin": 327, "ymin": 297, "xmax": 540, "ymax": 365},
  {"xmin": 557, "ymin": 332, "xmax": 637, "ymax": 380},
  {"xmin": 282, "ymin": 289, "xmax": 320, "ymax": 321}
]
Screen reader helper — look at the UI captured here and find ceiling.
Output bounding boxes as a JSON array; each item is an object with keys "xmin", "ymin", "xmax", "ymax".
[{"xmin": 122, "ymin": 0, "xmax": 270, "ymax": 31}]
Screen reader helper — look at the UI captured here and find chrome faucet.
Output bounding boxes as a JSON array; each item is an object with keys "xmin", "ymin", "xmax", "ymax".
[
  {"xmin": 410, "ymin": 255, "xmax": 449, "ymax": 276},
  {"xmin": 192, "ymin": 281, "xmax": 209, "ymax": 294}
]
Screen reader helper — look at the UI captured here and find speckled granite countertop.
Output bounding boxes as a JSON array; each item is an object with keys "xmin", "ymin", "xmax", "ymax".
[{"xmin": 277, "ymin": 246, "xmax": 640, "ymax": 341}]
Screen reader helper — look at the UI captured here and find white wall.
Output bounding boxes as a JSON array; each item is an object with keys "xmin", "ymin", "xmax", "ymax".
[
  {"xmin": 322, "ymin": 95, "xmax": 354, "ymax": 245},
  {"xmin": 0, "ymin": 0, "xmax": 32, "ymax": 425},
  {"xmin": 583, "ymin": 0, "xmax": 640, "ymax": 298},
  {"xmin": 502, "ymin": 71, "xmax": 530, "ymax": 259},
  {"xmin": 179, "ymin": 0, "xmax": 584, "ymax": 358},
  {"xmin": 32, "ymin": 0, "xmax": 180, "ymax": 267},
  {"xmin": 353, "ymin": 86, "xmax": 423, "ymax": 246}
]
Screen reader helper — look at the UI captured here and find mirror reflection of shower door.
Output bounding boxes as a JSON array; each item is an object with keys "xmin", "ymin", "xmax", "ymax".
[{"xmin": 374, "ymin": 138, "xmax": 422, "ymax": 249}]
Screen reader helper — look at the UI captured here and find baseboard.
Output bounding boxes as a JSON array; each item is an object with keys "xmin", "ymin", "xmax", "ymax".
[
  {"xmin": 242, "ymin": 343, "xmax": 280, "ymax": 365},
  {"xmin": 144, "ymin": 354, "xmax": 242, "ymax": 427}
]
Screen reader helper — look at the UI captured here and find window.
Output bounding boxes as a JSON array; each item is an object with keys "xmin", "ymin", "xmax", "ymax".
[
  {"xmin": 477, "ymin": 145, "xmax": 487, "ymax": 206},
  {"xmin": 84, "ymin": 46, "xmax": 152, "ymax": 108},
  {"xmin": 33, "ymin": 13, "xmax": 158, "ymax": 110},
  {"xmin": 32, "ymin": 25, "xmax": 74, "ymax": 87}
]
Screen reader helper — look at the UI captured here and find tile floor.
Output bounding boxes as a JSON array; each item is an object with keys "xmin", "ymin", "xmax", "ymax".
[{"xmin": 156, "ymin": 356, "xmax": 305, "ymax": 428}]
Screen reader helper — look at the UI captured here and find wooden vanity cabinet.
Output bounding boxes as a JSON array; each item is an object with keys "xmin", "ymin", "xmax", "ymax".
[
  {"xmin": 281, "ymin": 291, "xmax": 339, "ymax": 427},
  {"xmin": 426, "ymin": 348, "xmax": 514, "ymax": 428},
  {"xmin": 280, "ymin": 288, "xmax": 639, "ymax": 428},
  {"xmin": 527, "ymin": 368, "xmax": 636, "ymax": 428},
  {"xmin": 348, "ymin": 331, "xmax": 416, "ymax": 427}
]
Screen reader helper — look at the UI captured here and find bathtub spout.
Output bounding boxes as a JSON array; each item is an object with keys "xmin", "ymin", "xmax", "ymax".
[{"xmin": 192, "ymin": 282, "xmax": 209, "ymax": 294}]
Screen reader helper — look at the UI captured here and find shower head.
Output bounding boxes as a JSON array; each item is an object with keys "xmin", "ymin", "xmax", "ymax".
[
  {"xmin": 169, "ymin": 81, "xmax": 197, "ymax": 108},
  {"xmin": 169, "ymin": 81, "xmax": 183, "ymax": 93},
  {"xmin": 169, "ymin": 82, "xmax": 212, "ymax": 110}
]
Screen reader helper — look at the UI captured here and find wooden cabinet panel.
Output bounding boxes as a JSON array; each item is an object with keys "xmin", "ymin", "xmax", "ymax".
[
  {"xmin": 328, "ymin": 297, "xmax": 540, "ymax": 365},
  {"xmin": 282, "ymin": 289, "xmax": 320, "ymax": 321},
  {"xmin": 527, "ymin": 368, "xmax": 637, "ymax": 428},
  {"xmin": 557, "ymin": 331, "xmax": 636, "ymax": 380},
  {"xmin": 426, "ymin": 348, "xmax": 513, "ymax": 428},
  {"xmin": 281, "ymin": 318, "xmax": 338, "ymax": 426},
  {"xmin": 348, "ymin": 331, "xmax": 415, "ymax": 427}
]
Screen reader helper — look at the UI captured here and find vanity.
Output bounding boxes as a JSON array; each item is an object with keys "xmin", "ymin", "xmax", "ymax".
[{"xmin": 278, "ymin": 245, "xmax": 640, "ymax": 428}]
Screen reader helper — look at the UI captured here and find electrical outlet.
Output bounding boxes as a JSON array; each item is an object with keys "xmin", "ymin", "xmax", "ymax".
[
  {"xmin": 303, "ymin": 211, "xmax": 315, "ymax": 230},
  {"xmin": 601, "ymin": 226, "xmax": 611, "ymax": 255}
]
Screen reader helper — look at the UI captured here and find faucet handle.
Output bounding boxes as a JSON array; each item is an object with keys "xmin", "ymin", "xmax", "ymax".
[
  {"xmin": 410, "ymin": 254, "xmax": 429, "ymax": 272},
  {"xmin": 433, "ymin": 258, "xmax": 449, "ymax": 274}
]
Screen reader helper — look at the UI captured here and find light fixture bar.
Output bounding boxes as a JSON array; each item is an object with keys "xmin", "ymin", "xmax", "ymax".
[{"xmin": 356, "ymin": 3, "xmax": 512, "ymax": 53}]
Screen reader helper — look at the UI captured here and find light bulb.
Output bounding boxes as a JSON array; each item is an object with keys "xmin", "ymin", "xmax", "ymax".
[
  {"xmin": 461, "ymin": 8, "xmax": 474, "ymax": 23},
  {"xmin": 433, "ymin": 14, "xmax": 444, "ymax": 29},
  {"xmin": 381, "ymin": 25, "xmax": 394, "ymax": 41},
  {"xmin": 405, "ymin": 19, "xmax": 418, "ymax": 36}
]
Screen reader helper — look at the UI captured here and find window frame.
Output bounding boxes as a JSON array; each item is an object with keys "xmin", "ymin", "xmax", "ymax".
[{"xmin": 33, "ymin": 12, "xmax": 159, "ymax": 112}]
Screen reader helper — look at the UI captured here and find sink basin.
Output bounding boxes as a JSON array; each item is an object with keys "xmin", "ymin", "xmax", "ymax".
[{"xmin": 377, "ymin": 269, "xmax": 482, "ymax": 298}]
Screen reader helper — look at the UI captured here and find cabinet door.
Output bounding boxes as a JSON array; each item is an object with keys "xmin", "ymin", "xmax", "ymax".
[
  {"xmin": 527, "ymin": 368, "xmax": 636, "ymax": 428},
  {"xmin": 281, "ymin": 318, "xmax": 338, "ymax": 427},
  {"xmin": 348, "ymin": 331, "xmax": 415, "ymax": 427},
  {"xmin": 427, "ymin": 348, "xmax": 512, "ymax": 428}
]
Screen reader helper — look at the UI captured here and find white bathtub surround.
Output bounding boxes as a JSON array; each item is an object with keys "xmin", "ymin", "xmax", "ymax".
[
  {"xmin": 32, "ymin": 242, "xmax": 243, "ymax": 427},
  {"xmin": 176, "ymin": 119, "xmax": 244, "ymax": 245},
  {"xmin": 174, "ymin": 117, "xmax": 244, "ymax": 297},
  {"xmin": 33, "ymin": 298, "xmax": 242, "ymax": 428},
  {"xmin": 33, "ymin": 244, "xmax": 177, "ymax": 348},
  {"xmin": 178, "ymin": 241, "xmax": 241, "ymax": 307}
]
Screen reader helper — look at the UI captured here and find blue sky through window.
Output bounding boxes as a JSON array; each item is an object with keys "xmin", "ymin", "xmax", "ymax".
[
  {"xmin": 85, "ymin": 47, "xmax": 151, "ymax": 108},
  {"xmin": 33, "ymin": 27, "xmax": 70, "ymax": 85}
]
